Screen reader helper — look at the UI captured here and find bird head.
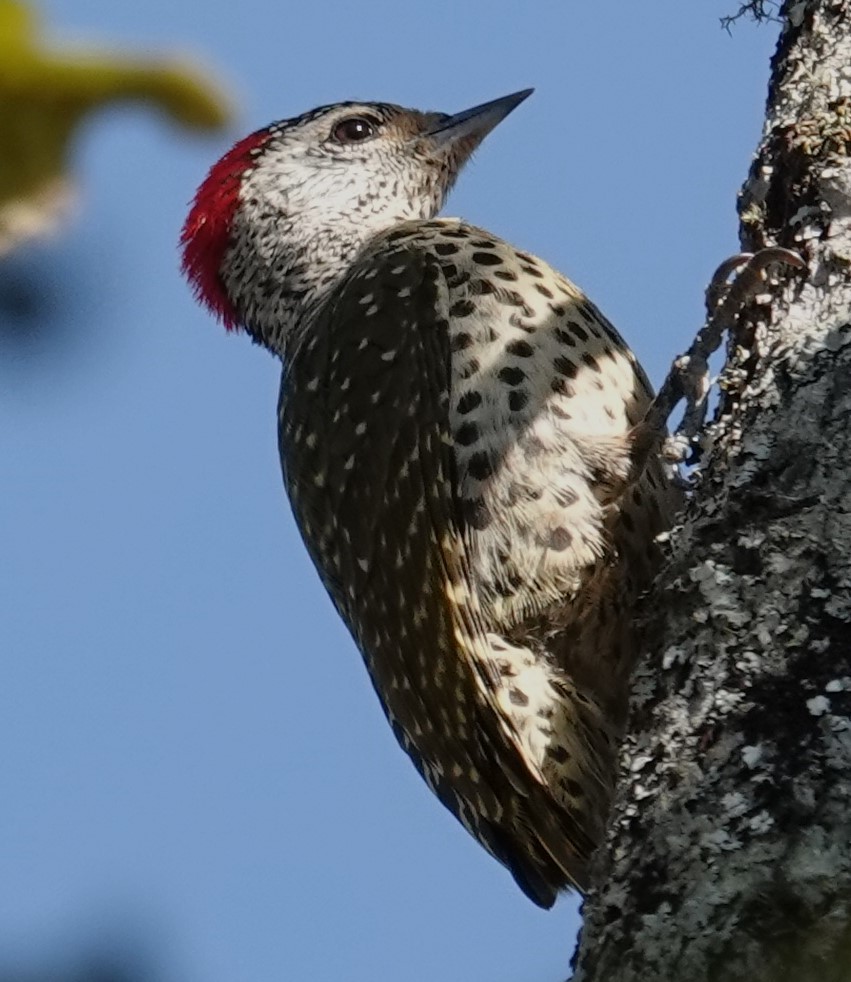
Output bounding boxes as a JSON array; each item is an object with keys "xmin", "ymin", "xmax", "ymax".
[{"xmin": 180, "ymin": 89, "xmax": 532, "ymax": 353}]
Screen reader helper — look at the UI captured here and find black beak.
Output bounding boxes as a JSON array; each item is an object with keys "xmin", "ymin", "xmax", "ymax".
[{"xmin": 423, "ymin": 88, "xmax": 533, "ymax": 149}]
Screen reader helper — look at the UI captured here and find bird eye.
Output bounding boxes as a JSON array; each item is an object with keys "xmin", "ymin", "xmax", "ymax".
[{"xmin": 332, "ymin": 116, "xmax": 377, "ymax": 144}]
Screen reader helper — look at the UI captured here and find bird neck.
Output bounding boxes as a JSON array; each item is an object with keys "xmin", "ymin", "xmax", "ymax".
[
  {"xmin": 220, "ymin": 210, "xmax": 377, "ymax": 357},
  {"xmin": 221, "ymin": 175, "xmax": 448, "ymax": 357}
]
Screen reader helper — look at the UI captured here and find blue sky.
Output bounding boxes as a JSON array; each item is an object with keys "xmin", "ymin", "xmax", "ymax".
[{"xmin": 1, "ymin": 3, "xmax": 778, "ymax": 980}]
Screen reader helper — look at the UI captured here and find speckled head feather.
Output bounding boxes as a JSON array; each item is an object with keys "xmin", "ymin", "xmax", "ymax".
[
  {"xmin": 180, "ymin": 93, "xmax": 532, "ymax": 352},
  {"xmin": 181, "ymin": 126, "xmax": 273, "ymax": 329}
]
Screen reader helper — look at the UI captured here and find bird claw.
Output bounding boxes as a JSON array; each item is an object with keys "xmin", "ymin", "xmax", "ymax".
[
  {"xmin": 630, "ymin": 246, "xmax": 806, "ymax": 474},
  {"xmin": 705, "ymin": 252, "xmax": 752, "ymax": 313},
  {"xmin": 705, "ymin": 247, "xmax": 807, "ymax": 317}
]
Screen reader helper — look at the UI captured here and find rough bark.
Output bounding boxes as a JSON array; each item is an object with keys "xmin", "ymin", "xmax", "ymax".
[{"xmin": 572, "ymin": 2, "xmax": 851, "ymax": 979}]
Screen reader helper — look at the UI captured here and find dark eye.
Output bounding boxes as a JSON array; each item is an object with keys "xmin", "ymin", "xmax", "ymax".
[{"xmin": 332, "ymin": 116, "xmax": 377, "ymax": 144}]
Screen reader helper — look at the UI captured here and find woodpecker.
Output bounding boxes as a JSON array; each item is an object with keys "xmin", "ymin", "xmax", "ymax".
[{"xmin": 180, "ymin": 89, "xmax": 679, "ymax": 908}]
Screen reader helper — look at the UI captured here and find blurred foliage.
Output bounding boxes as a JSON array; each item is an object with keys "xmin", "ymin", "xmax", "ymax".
[
  {"xmin": 0, "ymin": 946, "xmax": 157, "ymax": 982},
  {"xmin": 0, "ymin": 0, "xmax": 232, "ymax": 255},
  {"xmin": 0, "ymin": 960, "xmax": 145, "ymax": 982}
]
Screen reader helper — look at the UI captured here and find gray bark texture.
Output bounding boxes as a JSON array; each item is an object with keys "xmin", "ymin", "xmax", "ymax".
[{"xmin": 571, "ymin": 2, "xmax": 851, "ymax": 979}]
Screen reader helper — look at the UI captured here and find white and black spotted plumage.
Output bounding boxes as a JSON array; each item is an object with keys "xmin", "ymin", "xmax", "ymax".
[{"xmin": 181, "ymin": 91, "xmax": 679, "ymax": 907}]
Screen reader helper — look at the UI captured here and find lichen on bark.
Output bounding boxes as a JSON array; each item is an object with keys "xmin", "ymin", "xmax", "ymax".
[{"xmin": 572, "ymin": 2, "xmax": 851, "ymax": 979}]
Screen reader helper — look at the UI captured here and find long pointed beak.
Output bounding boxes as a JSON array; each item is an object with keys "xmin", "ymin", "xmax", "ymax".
[{"xmin": 423, "ymin": 88, "xmax": 533, "ymax": 150}]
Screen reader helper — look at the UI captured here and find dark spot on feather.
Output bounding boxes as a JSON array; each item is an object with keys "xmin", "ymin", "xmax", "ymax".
[
  {"xmin": 472, "ymin": 251, "xmax": 502, "ymax": 266},
  {"xmin": 498, "ymin": 366, "xmax": 526, "ymax": 386},
  {"xmin": 456, "ymin": 391, "xmax": 482, "ymax": 414}
]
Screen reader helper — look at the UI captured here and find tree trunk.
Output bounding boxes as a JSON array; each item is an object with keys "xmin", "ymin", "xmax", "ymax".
[{"xmin": 571, "ymin": 2, "xmax": 851, "ymax": 979}]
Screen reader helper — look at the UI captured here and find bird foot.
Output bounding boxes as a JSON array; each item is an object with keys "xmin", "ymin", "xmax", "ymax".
[{"xmin": 629, "ymin": 246, "xmax": 806, "ymax": 476}]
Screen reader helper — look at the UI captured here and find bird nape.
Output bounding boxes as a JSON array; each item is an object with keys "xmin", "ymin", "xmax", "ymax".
[{"xmin": 180, "ymin": 89, "xmax": 679, "ymax": 908}]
